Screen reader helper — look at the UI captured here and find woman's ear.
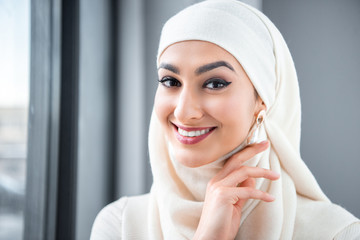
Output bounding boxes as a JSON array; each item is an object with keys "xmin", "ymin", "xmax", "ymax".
[{"xmin": 255, "ymin": 96, "xmax": 266, "ymax": 116}]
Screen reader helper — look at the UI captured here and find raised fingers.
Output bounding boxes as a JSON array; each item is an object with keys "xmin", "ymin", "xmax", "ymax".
[
  {"xmin": 221, "ymin": 166, "xmax": 279, "ymax": 187},
  {"xmin": 213, "ymin": 186, "xmax": 275, "ymax": 205},
  {"xmin": 232, "ymin": 187, "xmax": 275, "ymax": 202},
  {"xmin": 215, "ymin": 141, "xmax": 270, "ymax": 181}
]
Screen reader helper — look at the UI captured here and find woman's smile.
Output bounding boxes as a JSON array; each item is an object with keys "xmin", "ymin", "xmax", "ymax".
[{"xmin": 172, "ymin": 122, "xmax": 217, "ymax": 145}]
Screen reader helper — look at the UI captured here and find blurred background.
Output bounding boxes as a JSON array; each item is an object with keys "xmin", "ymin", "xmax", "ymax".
[
  {"xmin": 0, "ymin": 0, "xmax": 29, "ymax": 239},
  {"xmin": 0, "ymin": 0, "xmax": 359, "ymax": 239}
]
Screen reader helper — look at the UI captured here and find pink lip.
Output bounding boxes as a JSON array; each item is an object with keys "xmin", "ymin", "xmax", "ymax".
[{"xmin": 172, "ymin": 123, "xmax": 216, "ymax": 145}]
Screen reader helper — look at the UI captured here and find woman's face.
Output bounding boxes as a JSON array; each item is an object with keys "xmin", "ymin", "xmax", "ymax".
[{"xmin": 155, "ymin": 40, "xmax": 265, "ymax": 167}]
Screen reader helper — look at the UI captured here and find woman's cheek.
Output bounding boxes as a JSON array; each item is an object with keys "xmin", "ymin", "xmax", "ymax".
[
  {"xmin": 203, "ymin": 95, "xmax": 240, "ymax": 123},
  {"xmin": 204, "ymin": 95, "xmax": 252, "ymax": 141},
  {"xmin": 154, "ymin": 88, "xmax": 174, "ymax": 125}
]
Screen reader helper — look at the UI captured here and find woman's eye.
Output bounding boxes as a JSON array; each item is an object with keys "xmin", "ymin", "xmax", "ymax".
[
  {"xmin": 203, "ymin": 78, "xmax": 232, "ymax": 90},
  {"xmin": 158, "ymin": 77, "xmax": 181, "ymax": 88}
]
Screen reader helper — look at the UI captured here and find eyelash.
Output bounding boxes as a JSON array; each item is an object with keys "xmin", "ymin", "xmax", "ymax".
[
  {"xmin": 158, "ymin": 77, "xmax": 181, "ymax": 88},
  {"xmin": 203, "ymin": 78, "xmax": 232, "ymax": 89},
  {"xmin": 158, "ymin": 77, "xmax": 232, "ymax": 90}
]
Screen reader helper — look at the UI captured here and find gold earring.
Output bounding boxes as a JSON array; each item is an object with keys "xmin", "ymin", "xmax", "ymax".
[{"xmin": 246, "ymin": 110, "xmax": 266, "ymax": 145}]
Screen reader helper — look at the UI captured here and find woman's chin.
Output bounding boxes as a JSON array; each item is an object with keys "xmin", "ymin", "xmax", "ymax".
[{"xmin": 174, "ymin": 150, "xmax": 218, "ymax": 168}]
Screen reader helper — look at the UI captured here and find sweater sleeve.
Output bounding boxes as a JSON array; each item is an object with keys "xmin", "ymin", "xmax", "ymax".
[
  {"xmin": 334, "ymin": 222, "xmax": 360, "ymax": 240},
  {"xmin": 90, "ymin": 197, "xmax": 128, "ymax": 240}
]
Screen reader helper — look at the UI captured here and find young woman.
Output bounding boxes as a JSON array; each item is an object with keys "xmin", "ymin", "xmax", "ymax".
[{"xmin": 91, "ymin": 1, "xmax": 360, "ymax": 239}]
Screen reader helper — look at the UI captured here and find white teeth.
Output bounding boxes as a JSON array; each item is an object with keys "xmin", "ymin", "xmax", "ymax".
[{"xmin": 178, "ymin": 127, "xmax": 211, "ymax": 137}]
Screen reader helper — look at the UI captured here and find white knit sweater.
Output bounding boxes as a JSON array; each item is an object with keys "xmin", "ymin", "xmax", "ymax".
[{"xmin": 90, "ymin": 195, "xmax": 360, "ymax": 240}]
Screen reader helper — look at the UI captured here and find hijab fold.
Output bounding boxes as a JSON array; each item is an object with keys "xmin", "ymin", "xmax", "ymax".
[{"xmin": 123, "ymin": 0, "xmax": 359, "ymax": 239}]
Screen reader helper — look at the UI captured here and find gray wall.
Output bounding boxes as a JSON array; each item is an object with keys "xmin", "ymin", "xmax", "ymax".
[
  {"xmin": 263, "ymin": 0, "xmax": 360, "ymax": 218},
  {"xmin": 76, "ymin": 1, "xmax": 114, "ymax": 239}
]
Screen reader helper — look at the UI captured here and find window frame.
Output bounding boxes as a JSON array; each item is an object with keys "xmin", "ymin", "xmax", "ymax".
[{"xmin": 24, "ymin": 0, "xmax": 79, "ymax": 239}]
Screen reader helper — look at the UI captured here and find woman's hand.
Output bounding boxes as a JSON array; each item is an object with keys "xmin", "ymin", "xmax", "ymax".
[{"xmin": 193, "ymin": 141, "xmax": 280, "ymax": 240}]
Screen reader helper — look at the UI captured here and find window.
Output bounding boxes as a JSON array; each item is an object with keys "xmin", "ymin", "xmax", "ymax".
[{"xmin": 0, "ymin": 1, "xmax": 30, "ymax": 239}]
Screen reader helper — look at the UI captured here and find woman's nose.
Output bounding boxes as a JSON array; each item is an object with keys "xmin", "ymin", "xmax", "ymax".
[{"xmin": 174, "ymin": 89, "xmax": 204, "ymax": 123}]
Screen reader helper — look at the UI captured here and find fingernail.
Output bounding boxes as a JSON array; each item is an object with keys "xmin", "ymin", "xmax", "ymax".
[
  {"xmin": 268, "ymin": 194, "xmax": 275, "ymax": 201},
  {"xmin": 259, "ymin": 140, "xmax": 268, "ymax": 146},
  {"xmin": 273, "ymin": 171, "xmax": 280, "ymax": 177}
]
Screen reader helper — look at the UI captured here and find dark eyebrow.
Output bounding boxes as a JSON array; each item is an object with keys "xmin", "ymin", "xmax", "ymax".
[
  {"xmin": 195, "ymin": 61, "xmax": 235, "ymax": 75},
  {"xmin": 158, "ymin": 63, "xmax": 180, "ymax": 74},
  {"xmin": 157, "ymin": 60, "xmax": 235, "ymax": 75}
]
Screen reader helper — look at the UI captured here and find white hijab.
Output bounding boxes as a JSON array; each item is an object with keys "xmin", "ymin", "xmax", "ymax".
[{"xmin": 124, "ymin": 0, "xmax": 358, "ymax": 239}]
